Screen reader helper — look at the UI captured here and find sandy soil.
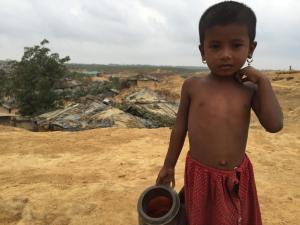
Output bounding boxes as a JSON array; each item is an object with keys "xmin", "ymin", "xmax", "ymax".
[{"xmin": 0, "ymin": 73, "xmax": 299, "ymax": 225}]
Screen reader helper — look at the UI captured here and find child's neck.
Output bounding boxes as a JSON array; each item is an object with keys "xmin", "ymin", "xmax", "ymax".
[{"xmin": 209, "ymin": 72, "xmax": 237, "ymax": 83}]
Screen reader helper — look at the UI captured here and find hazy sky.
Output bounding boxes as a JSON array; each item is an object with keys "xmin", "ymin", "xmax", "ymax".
[{"xmin": 0, "ymin": 0, "xmax": 299, "ymax": 69}]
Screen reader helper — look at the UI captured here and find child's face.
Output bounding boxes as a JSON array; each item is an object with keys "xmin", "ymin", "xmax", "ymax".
[{"xmin": 200, "ymin": 23, "xmax": 256, "ymax": 77}]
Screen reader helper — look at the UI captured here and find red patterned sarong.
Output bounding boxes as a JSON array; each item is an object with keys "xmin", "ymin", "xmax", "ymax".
[{"xmin": 184, "ymin": 151, "xmax": 262, "ymax": 225}]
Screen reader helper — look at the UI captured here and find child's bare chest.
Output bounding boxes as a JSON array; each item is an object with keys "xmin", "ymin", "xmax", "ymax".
[{"xmin": 189, "ymin": 81, "xmax": 253, "ymax": 118}]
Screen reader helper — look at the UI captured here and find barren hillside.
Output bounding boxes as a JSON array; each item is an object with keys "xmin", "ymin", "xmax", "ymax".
[{"xmin": 0, "ymin": 72, "xmax": 299, "ymax": 225}]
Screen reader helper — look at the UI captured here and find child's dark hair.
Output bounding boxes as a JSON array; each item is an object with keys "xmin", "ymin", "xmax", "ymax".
[{"xmin": 199, "ymin": 1, "xmax": 256, "ymax": 44}]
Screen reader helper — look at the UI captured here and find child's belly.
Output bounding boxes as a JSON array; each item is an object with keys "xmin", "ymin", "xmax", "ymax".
[
  {"xmin": 188, "ymin": 144, "xmax": 246, "ymax": 170},
  {"xmin": 187, "ymin": 104, "xmax": 251, "ymax": 170}
]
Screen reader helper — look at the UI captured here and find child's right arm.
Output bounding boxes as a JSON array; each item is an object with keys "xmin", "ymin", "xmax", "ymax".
[{"xmin": 156, "ymin": 78, "xmax": 192, "ymax": 187}]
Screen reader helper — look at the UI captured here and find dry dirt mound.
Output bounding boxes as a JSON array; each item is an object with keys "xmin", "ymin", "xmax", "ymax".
[
  {"xmin": 0, "ymin": 123, "xmax": 299, "ymax": 225},
  {"xmin": 0, "ymin": 125, "xmax": 27, "ymax": 132}
]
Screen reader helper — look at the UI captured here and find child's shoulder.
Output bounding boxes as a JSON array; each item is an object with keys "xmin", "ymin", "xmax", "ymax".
[
  {"xmin": 181, "ymin": 76, "xmax": 205, "ymax": 95},
  {"xmin": 242, "ymin": 80, "xmax": 257, "ymax": 90},
  {"xmin": 182, "ymin": 75, "xmax": 207, "ymax": 88},
  {"xmin": 179, "ymin": 76, "xmax": 210, "ymax": 100},
  {"xmin": 241, "ymin": 81, "xmax": 257, "ymax": 97}
]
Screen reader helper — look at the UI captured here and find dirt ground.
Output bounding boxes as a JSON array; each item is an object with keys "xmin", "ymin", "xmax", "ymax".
[{"xmin": 0, "ymin": 72, "xmax": 299, "ymax": 225}]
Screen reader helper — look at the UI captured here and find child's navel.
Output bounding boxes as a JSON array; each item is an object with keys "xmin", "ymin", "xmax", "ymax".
[
  {"xmin": 218, "ymin": 160, "xmax": 228, "ymax": 166},
  {"xmin": 198, "ymin": 102, "xmax": 205, "ymax": 107}
]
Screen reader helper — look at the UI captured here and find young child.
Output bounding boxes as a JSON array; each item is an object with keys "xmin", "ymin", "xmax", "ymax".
[{"xmin": 156, "ymin": 1, "xmax": 283, "ymax": 225}]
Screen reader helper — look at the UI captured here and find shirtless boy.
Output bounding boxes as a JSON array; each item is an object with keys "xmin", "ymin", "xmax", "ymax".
[{"xmin": 156, "ymin": 1, "xmax": 283, "ymax": 225}]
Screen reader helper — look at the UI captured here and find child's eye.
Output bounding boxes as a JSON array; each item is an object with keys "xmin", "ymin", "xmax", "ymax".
[
  {"xmin": 233, "ymin": 43, "xmax": 243, "ymax": 48},
  {"xmin": 209, "ymin": 44, "xmax": 220, "ymax": 49}
]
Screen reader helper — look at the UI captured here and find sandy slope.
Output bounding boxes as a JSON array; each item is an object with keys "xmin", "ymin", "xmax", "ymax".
[{"xmin": 0, "ymin": 73, "xmax": 299, "ymax": 225}]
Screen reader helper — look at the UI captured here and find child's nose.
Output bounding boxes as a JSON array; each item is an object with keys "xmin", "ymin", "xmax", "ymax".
[{"xmin": 220, "ymin": 48, "xmax": 232, "ymax": 60}]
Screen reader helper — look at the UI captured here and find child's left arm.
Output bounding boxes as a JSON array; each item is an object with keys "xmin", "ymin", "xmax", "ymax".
[{"xmin": 239, "ymin": 66, "xmax": 283, "ymax": 133}]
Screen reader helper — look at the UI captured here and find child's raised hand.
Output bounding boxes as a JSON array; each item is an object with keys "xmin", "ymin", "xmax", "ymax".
[
  {"xmin": 236, "ymin": 66, "xmax": 266, "ymax": 84},
  {"xmin": 156, "ymin": 166, "xmax": 175, "ymax": 188}
]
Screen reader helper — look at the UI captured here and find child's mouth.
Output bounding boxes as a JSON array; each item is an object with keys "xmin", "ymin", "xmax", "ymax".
[{"xmin": 219, "ymin": 64, "xmax": 233, "ymax": 68}]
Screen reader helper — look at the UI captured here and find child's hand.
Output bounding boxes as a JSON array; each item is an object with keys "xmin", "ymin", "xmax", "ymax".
[
  {"xmin": 156, "ymin": 166, "xmax": 175, "ymax": 188},
  {"xmin": 236, "ymin": 66, "xmax": 266, "ymax": 84}
]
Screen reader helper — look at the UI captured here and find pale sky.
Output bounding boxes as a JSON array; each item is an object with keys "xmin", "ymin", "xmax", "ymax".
[{"xmin": 0, "ymin": 0, "xmax": 299, "ymax": 69}]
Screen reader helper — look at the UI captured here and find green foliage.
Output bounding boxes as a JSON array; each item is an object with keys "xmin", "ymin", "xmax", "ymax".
[
  {"xmin": 12, "ymin": 39, "xmax": 70, "ymax": 116},
  {"xmin": 0, "ymin": 61, "xmax": 17, "ymax": 99},
  {"xmin": 0, "ymin": 69, "xmax": 7, "ymax": 97}
]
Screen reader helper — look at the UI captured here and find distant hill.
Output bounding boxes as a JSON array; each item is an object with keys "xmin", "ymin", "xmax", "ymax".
[
  {"xmin": 66, "ymin": 63, "xmax": 208, "ymax": 75},
  {"xmin": 1, "ymin": 60, "xmax": 208, "ymax": 75}
]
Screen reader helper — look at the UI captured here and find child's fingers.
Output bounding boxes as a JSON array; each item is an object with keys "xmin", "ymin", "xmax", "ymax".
[
  {"xmin": 155, "ymin": 167, "xmax": 175, "ymax": 187},
  {"xmin": 156, "ymin": 175, "xmax": 174, "ymax": 188},
  {"xmin": 235, "ymin": 71, "xmax": 244, "ymax": 83},
  {"xmin": 236, "ymin": 71, "xmax": 250, "ymax": 83},
  {"xmin": 156, "ymin": 175, "xmax": 163, "ymax": 185},
  {"xmin": 155, "ymin": 174, "xmax": 169, "ymax": 185},
  {"xmin": 241, "ymin": 76, "xmax": 250, "ymax": 83},
  {"xmin": 171, "ymin": 178, "xmax": 175, "ymax": 189}
]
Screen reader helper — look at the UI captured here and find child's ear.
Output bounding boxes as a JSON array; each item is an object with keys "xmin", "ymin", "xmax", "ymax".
[
  {"xmin": 199, "ymin": 44, "xmax": 205, "ymax": 60},
  {"xmin": 249, "ymin": 41, "xmax": 257, "ymax": 56}
]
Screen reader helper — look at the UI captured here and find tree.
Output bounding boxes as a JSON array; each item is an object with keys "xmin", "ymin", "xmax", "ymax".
[
  {"xmin": 12, "ymin": 39, "xmax": 70, "ymax": 116},
  {"xmin": 0, "ymin": 69, "xmax": 7, "ymax": 97},
  {"xmin": 0, "ymin": 60, "xmax": 18, "ymax": 110}
]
